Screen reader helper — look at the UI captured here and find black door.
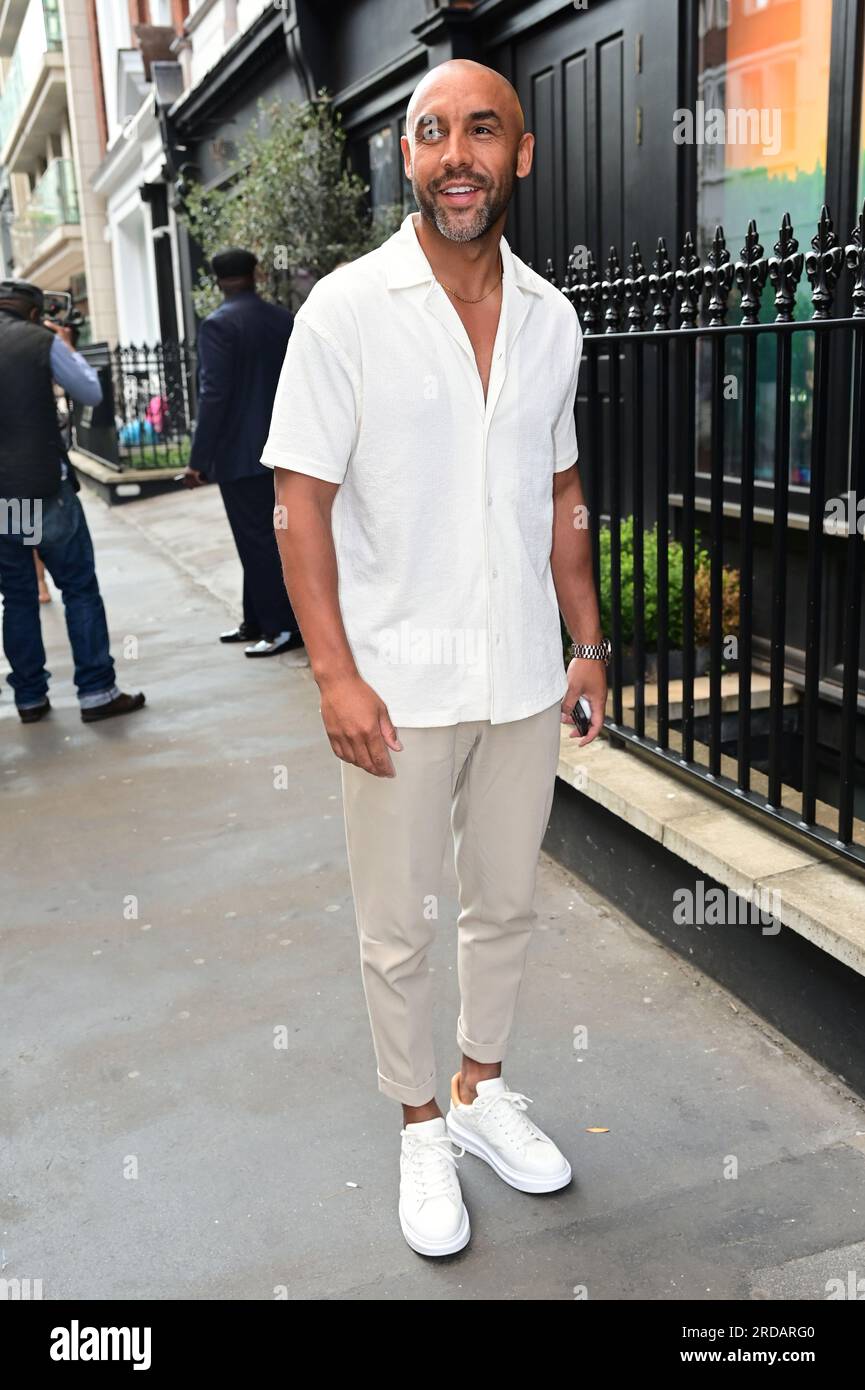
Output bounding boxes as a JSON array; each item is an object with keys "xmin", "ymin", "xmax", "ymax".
[{"xmin": 489, "ymin": 0, "xmax": 679, "ymax": 280}]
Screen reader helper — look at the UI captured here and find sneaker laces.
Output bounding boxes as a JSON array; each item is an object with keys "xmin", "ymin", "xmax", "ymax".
[
  {"xmin": 401, "ymin": 1130, "xmax": 466, "ymax": 1204},
  {"xmin": 471, "ymin": 1089, "xmax": 549, "ymax": 1153}
]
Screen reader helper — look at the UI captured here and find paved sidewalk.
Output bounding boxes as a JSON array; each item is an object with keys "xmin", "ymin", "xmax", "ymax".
[{"xmin": 2, "ymin": 486, "xmax": 865, "ymax": 1301}]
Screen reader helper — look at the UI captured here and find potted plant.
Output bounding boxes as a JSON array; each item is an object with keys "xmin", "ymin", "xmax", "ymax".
[{"xmin": 562, "ymin": 518, "xmax": 740, "ymax": 683}]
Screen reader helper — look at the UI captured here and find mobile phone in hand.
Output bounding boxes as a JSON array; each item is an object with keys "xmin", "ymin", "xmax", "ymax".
[{"xmin": 571, "ymin": 695, "xmax": 592, "ymax": 736}]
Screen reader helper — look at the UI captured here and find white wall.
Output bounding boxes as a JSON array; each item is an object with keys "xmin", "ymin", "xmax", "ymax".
[
  {"xmin": 237, "ymin": 0, "xmax": 268, "ymax": 35},
  {"xmin": 187, "ymin": 0, "xmax": 268, "ymax": 90},
  {"xmin": 94, "ymin": 0, "xmax": 131, "ymax": 144},
  {"xmin": 110, "ymin": 200, "xmax": 159, "ymax": 345}
]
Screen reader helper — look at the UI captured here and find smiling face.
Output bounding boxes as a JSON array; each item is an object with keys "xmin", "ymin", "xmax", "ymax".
[{"xmin": 402, "ymin": 60, "xmax": 533, "ymax": 244}]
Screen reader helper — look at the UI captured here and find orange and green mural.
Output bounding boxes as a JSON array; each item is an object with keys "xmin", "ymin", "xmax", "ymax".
[
  {"xmin": 697, "ymin": 0, "xmax": 831, "ymax": 255},
  {"xmin": 695, "ymin": 0, "xmax": 833, "ymax": 489}
]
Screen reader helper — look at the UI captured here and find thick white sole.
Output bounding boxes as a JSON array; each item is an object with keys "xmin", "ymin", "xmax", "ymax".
[
  {"xmin": 446, "ymin": 1111, "xmax": 572, "ymax": 1194},
  {"xmin": 398, "ymin": 1199, "xmax": 471, "ymax": 1257}
]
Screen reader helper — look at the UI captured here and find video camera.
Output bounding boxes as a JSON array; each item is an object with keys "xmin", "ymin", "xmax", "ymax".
[
  {"xmin": 42, "ymin": 289, "xmax": 85, "ymax": 343},
  {"xmin": 0, "ymin": 278, "xmax": 86, "ymax": 343}
]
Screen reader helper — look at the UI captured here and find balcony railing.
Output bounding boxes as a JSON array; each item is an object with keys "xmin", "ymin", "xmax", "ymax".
[
  {"xmin": 10, "ymin": 155, "xmax": 79, "ymax": 264},
  {"xmin": 0, "ymin": 0, "xmax": 62, "ymax": 153},
  {"xmin": 539, "ymin": 201, "xmax": 865, "ymax": 869}
]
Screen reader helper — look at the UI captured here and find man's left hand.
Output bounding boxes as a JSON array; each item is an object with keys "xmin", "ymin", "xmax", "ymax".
[
  {"xmin": 561, "ymin": 658, "xmax": 607, "ymax": 746},
  {"xmin": 181, "ymin": 467, "xmax": 208, "ymax": 489}
]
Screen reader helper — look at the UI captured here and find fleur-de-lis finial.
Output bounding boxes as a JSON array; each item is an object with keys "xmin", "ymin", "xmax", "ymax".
[
  {"xmin": 575, "ymin": 247, "xmax": 603, "ymax": 333},
  {"xmin": 602, "ymin": 245, "xmax": 625, "ymax": 333},
  {"xmin": 675, "ymin": 230, "xmax": 702, "ymax": 328},
  {"xmin": 624, "ymin": 240, "xmax": 649, "ymax": 331},
  {"xmin": 805, "ymin": 204, "xmax": 843, "ymax": 320},
  {"xmin": 704, "ymin": 224, "xmax": 733, "ymax": 326},
  {"xmin": 648, "ymin": 236, "xmax": 675, "ymax": 330},
  {"xmin": 767, "ymin": 212, "xmax": 804, "ymax": 322},
  {"xmin": 562, "ymin": 246, "xmax": 581, "ymax": 303},
  {"xmin": 845, "ymin": 200, "xmax": 865, "ymax": 319},
  {"xmin": 735, "ymin": 219, "xmax": 767, "ymax": 326}
]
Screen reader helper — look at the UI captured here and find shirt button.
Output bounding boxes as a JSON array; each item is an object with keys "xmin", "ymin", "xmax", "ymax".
[
  {"xmin": 487, "ymin": 494, "xmax": 493, "ymax": 505},
  {"xmin": 491, "ymin": 568, "xmax": 498, "ymax": 578},
  {"xmin": 496, "ymin": 634, "xmax": 501, "ymax": 645}
]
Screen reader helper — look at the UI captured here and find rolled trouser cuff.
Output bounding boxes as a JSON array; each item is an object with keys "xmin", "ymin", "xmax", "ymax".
[
  {"xmin": 457, "ymin": 1017, "xmax": 507, "ymax": 1064},
  {"xmin": 79, "ymin": 683, "xmax": 121, "ymax": 710},
  {"xmin": 377, "ymin": 1068, "xmax": 437, "ymax": 1106}
]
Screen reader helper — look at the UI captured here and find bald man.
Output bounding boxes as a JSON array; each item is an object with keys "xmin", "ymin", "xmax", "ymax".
[{"xmin": 261, "ymin": 59, "xmax": 609, "ymax": 1256}]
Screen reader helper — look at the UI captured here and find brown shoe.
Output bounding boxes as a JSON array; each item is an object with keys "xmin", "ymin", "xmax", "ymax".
[
  {"xmin": 81, "ymin": 691, "xmax": 146, "ymax": 723},
  {"xmin": 18, "ymin": 698, "xmax": 51, "ymax": 724}
]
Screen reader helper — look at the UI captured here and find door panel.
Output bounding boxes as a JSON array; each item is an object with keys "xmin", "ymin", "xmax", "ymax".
[{"xmin": 490, "ymin": 0, "xmax": 678, "ymax": 279}]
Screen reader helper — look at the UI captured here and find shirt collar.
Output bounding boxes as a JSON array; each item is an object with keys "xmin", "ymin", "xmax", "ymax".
[{"xmin": 384, "ymin": 211, "xmax": 542, "ymax": 296}]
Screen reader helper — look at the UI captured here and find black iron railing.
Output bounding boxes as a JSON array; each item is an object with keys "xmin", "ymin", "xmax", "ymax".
[
  {"xmin": 74, "ymin": 341, "xmax": 196, "ymax": 471},
  {"xmin": 542, "ymin": 202, "xmax": 865, "ymax": 869}
]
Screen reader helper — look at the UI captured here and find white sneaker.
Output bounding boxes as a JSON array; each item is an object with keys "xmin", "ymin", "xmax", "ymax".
[
  {"xmin": 398, "ymin": 1116, "xmax": 470, "ymax": 1256},
  {"xmin": 446, "ymin": 1074, "xmax": 572, "ymax": 1194}
]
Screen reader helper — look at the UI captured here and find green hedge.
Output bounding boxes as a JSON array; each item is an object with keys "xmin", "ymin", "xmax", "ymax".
[{"xmin": 562, "ymin": 519, "xmax": 719, "ymax": 656}]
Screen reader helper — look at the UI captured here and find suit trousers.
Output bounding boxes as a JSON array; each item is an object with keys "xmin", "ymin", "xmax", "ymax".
[
  {"xmin": 218, "ymin": 472, "xmax": 298, "ymax": 637},
  {"xmin": 340, "ymin": 700, "xmax": 563, "ymax": 1106}
]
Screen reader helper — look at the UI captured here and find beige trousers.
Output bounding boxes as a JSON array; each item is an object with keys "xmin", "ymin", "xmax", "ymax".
[{"xmin": 339, "ymin": 700, "xmax": 563, "ymax": 1105}]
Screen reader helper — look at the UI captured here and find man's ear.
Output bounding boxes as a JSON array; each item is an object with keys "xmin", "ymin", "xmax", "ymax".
[
  {"xmin": 400, "ymin": 133, "xmax": 412, "ymax": 179},
  {"xmin": 515, "ymin": 131, "xmax": 535, "ymax": 181}
]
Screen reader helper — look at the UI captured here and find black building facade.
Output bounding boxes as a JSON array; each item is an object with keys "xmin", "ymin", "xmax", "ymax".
[
  {"xmin": 165, "ymin": 0, "xmax": 865, "ymax": 333},
  {"xmin": 163, "ymin": 0, "xmax": 865, "ymax": 849}
]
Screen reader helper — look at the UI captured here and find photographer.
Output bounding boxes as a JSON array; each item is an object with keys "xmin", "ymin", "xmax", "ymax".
[{"xmin": 0, "ymin": 278, "xmax": 145, "ymax": 724}]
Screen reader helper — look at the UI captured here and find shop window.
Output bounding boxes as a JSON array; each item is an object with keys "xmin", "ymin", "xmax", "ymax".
[{"xmin": 695, "ymin": 0, "xmax": 833, "ymax": 490}]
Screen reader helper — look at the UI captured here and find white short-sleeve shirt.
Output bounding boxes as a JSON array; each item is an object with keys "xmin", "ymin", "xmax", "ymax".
[{"xmin": 260, "ymin": 212, "xmax": 583, "ymax": 727}]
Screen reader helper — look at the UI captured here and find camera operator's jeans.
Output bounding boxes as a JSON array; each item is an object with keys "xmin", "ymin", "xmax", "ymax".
[{"xmin": 0, "ymin": 479, "xmax": 117, "ymax": 708}]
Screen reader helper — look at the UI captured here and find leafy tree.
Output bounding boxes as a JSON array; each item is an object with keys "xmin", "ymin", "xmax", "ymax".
[{"xmin": 178, "ymin": 90, "xmax": 403, "ymax": 317}]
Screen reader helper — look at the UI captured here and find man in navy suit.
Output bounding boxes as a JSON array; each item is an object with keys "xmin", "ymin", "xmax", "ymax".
[{"xmin": 183, "ymin": 248, "xmax": 304, "ymax": 658}]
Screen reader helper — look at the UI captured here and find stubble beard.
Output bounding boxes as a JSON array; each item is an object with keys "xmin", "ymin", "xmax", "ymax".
[{"xmin": 413, "ymin": 164, "xmax": 515, "ymax": 243}]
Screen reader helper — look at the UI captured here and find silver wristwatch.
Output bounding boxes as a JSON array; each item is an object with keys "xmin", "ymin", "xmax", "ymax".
[{"xmin": 568, "ymin": 638, "xmax": 611, "ymax": 666}]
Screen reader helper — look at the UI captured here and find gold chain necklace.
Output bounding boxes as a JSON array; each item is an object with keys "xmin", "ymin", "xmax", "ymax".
[{"xmin": 436, "ymin": 253, "xmax": 503, "ymax": 304}]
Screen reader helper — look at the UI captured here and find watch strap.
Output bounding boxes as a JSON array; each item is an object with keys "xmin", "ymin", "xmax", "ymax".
[{"xmin": 569, "ymin": 639, "xmax": 611, "ymax": 666}]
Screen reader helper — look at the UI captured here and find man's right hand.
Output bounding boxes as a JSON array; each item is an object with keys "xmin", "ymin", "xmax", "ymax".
[
  {"xmin": 181, "ymin": 467, "xmax": 207, "ymax": 488},
  {"xmin": 43, "ymin": 318, "xmax": 75, "ymax": 350},
  {"xmin": 319, "ymin": 673, "xmax": 403, "ymax": 777}
]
